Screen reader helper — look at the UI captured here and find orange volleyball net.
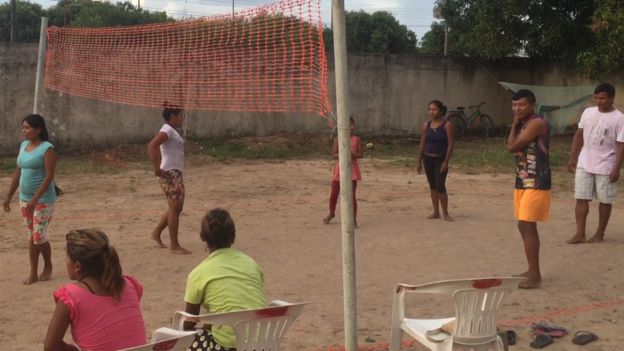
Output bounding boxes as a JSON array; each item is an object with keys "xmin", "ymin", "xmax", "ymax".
[{"xmin": 44, "ymin": 0, "xmax": 330, "ymax": 116}]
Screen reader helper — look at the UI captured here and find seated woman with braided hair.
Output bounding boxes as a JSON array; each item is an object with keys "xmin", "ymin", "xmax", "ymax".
[
  {"xmin": 182, "ymin": 208, "xmax": 266, "ymax": 351},
  {"xmin": 44, "ymin": 229, "xmax": 147, "ymax": 351}
]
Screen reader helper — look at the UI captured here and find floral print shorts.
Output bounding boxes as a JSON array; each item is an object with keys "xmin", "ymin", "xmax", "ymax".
[
  {"xmin": 158, "ymin": 169, "xmax": 185, "ymax": 201},
  {"xmin": 20, "ymin": 201, "xmax": 54, "ymax": 245}
]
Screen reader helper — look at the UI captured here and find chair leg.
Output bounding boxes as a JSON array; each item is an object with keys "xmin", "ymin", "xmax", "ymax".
[{"xmin": 389, "ymin": 325, "xmax": 403, "ymax": 351}]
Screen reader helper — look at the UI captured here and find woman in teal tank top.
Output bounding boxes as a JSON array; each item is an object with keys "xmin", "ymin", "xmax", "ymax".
[{"xmin": 3, "ymin": 114, "xmax": 59, "ymax": 285}]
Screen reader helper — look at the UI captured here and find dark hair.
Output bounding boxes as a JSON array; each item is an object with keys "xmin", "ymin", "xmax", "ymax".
[
  {"xmin": 200, "ymin": 208, "xmax": 236, "ymax": 250},
  {"xmin": 594, "ymin": 83, "xmax": 615, "ymax": 98},
  {"xmin": 22, "ymin": 114, "xmax": 49, "ymax": 141},
  {"xmin": 349, "ymin": 116, "xmax": 355, "ymax": 124},
  {"xmin": 428, "ymin": 100, "xmax": 447, "ymax": 116},
  {"xmin": 512, "ymin": 89, "xmax": 536, "ymax": 104},
  {"xmin": 66, "ymin": 229, "xmax": 125, "ymax": 300},
  {"xmin": 162, "ymin": 101, "xmax": 183, "ymax": 121}
]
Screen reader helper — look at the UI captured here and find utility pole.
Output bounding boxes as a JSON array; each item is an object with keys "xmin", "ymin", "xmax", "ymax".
[
  {"xmin": 444, "ymin": 22, "xmax": 448, "ymax": 56},
  {"xmin": 138, "ymin": 0, "xmax": 140, "ymax": 9},
  {"xmin": 10, "ymin": 0, "xmax": 17, "ymax": 43},
  {"xmin": 332, "ymin": 0, "xmax": 357, "ymax": 350},
  {"xmin": 232, "ymin": 0, "xmax": 234, "ymax": 17}
]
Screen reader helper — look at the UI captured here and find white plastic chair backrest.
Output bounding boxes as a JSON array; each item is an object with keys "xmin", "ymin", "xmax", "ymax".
[
  {"xmin": 395, "ymin": 278, "xmax": 522, "ymax": 345},
  {"xmin": 118, "ymin": 333, "xmax": 196, "ymax": 351},
  {"xmin": 173, "ymin": 302, "xmax": 306, "ymax": 351}
]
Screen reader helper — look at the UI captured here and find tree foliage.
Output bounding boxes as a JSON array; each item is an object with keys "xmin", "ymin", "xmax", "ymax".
[
  {"xmin": 430, "ymin": 1, "xmax": 595, "ymax": 60},
  {"xmin": 0, "ymin": 0, "xmax": 170, "ymax": 42},
  {"xmin": 0, "ymin": 1, "xmax": 46, "ymax": 42},
  {"xmin": 576, "ymin": 0, "xmax": 624, "ymax": 78},
  {"xmin": 419, "ymin": 21, "xmax": 461, "ymax": 56},
  {"xmin": 48, "ymin": 0, "xmax": 169, "ymax": 27},
  {"xmin": 428, "ymin": 0, "xmax": 624, "ymax": 76},
  {"xmin": 324, "ymin": 10, "xmax": 417, "ymax": 54}
]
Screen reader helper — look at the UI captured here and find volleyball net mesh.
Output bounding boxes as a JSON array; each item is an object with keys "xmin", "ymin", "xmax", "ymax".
[{"xmin": 44, "ymin": 0, "xmax": 330, "ymax": 116}]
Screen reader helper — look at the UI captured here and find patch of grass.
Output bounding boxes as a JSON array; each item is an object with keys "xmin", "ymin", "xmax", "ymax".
[{"xmin": 188, "ymin": 133, "xmax": 330, "ymax": 161}]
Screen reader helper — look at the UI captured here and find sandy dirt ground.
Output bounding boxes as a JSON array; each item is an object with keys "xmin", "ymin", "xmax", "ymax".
[{"xmin": 1, "ymin": 157, "xmax": 623, "ymax": 351}]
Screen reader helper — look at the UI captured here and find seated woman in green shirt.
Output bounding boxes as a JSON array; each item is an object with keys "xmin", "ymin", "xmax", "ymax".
[{"xmin": 183, "ymin": 208, "xmax": 266, "ymax": 351}]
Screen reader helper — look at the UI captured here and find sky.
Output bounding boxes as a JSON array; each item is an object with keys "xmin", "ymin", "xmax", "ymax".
[{"xmin": 28, "ymin": 0, "xmax": 440, "ymax": 42}]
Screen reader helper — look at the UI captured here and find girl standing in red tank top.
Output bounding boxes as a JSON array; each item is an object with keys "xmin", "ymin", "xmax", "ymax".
[{"xmin": 324, "ymin": 117, "xmax": 363, "ymax": 227}]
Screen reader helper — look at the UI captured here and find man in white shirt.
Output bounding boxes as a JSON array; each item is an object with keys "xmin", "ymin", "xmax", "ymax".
[{"xmin": 567, "ymin": 83, "xmax": 624, "ymax": 244}]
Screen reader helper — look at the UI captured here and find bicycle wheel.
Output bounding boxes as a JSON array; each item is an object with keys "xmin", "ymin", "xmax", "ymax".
[
  {"xmin": 476, "ymin": 114, "xmax": 495, "ymax": 138},
  {"xmin": 446, "ymin": 113, "xmax": 467, "ymax": 137}
]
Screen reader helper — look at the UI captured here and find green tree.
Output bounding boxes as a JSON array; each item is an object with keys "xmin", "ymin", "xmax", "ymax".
[
  {"xmin": 0, "ymin": 1, "xmax": 47, "ymax": 42},
  {"xmin": 419, "ymin": 23, "xmax": 448, "ymax": 55},
  {"xmin": 47, "ymin": 0, "xmax": 169, "ymax": 27},
  {"xmin": 324, "ymin": 10, "xmax": 417, "ymax": 54},
  {"xmin": 430, "ymin": 0, "xmax": 595, "ymax": 61},
  {"xmin": 576, "ymin": 0, "xmax": 624, "ymax": 78}
]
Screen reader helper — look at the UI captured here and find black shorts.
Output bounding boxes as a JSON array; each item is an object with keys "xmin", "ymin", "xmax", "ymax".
[{"xmin": 423, "ymin": 154, "xmax": 448, "ymax": 193}]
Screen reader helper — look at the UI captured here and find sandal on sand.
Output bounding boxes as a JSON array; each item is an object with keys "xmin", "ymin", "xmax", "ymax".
[
  {"xmin": 504, "ymin": 330, "xmax": 517, "ymax": 345},
  {"xmin": 425, "ymin": 328, "xmax": 450, "ymax": 343},
  {"xmin": 572, "ymin": 331, "xmax": 598, "ymax": 345},
  {"xmin": 531, "ymin": 321, "xmax": 568, "ymax": 338},
  {"xmin": 530, "ymin": 333, "xmax": 553, "ymax": 349}
]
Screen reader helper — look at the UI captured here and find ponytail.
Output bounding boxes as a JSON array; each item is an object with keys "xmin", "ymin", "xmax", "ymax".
[
  {"xmin": 101, "ymin": 245, "xmax": 125, "ymax": 300},
  {"xmin": 66, "ymin": 229, "xmax": 126, "ymax": 301}
]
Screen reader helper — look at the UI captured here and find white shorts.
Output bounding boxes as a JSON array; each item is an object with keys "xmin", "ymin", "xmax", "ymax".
[{"xmin": 575, "ymin": 168, "xmax": 616, "ymax": 204}]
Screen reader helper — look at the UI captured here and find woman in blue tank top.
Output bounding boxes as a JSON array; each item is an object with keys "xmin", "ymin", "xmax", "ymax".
[
  {"xmin": 3, "ymin": 114, "xmax": 59, "ymax": 285},
  {"xmin": 417, "ymin": 100, "xmax": 455, "ymax": 221}
]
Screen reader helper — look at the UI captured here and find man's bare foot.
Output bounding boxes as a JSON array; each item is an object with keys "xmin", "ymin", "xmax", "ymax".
[
  {"xmin": 323, "ymin": 213, "xmax": 335, "ymax": 224},
  {"xmin": 567, "ymin": 235, "xmax": 587, "ymax": 244},
  {"xmin": 518, "ymin": 277, "xmax": 541, "ymax": 289},
  {"xmin": 427, "ymin": 213, "xmax": 440, "ymax": 219},
  {"xmin": 39, "ymin": 267, "xmax": 52, "ymax": 281},
  {"xmin": 588, "ymin": 234, "xmax": 604, "ymax": 243},
  {"xmin": 512, "ymin": 271, "xmax": 529, "ymax": 278},
  {"xmin": 443, "ymin": 214, "xmax": 454, "ymax": 222},
  {"xmin": 23, "ymin": 275, "xmax": 38, "ymax": 285},
  {"xmin": 170, "ymin": 246, "xmax": 192, "ymax": 255},
  {"xmin": 151, "ymin": 233, "xmax": 167, "ymax": 248}
]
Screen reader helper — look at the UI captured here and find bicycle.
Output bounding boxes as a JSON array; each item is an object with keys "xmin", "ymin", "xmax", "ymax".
[{"xmin": 446, "ymin": 101, "xmax": 495, "ymax": 138}]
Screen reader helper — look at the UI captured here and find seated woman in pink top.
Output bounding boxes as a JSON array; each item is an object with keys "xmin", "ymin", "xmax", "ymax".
[{"xmin": 44, "ymin": 229, "xmax": 147, "ymax": 351}]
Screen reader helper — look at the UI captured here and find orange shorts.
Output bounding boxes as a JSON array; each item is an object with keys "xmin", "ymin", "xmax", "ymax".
[{"xmin": 513, "ymin": 189, "xmax": 550, "ymax": 222}]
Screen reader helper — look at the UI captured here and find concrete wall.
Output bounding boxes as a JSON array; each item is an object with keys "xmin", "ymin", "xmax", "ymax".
[{"xmin": 1, "ymin": 43, "xmax": 616, "ymax": 153}]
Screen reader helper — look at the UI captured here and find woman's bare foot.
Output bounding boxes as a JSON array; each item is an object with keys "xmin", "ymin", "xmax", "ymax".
[
  {"xmin": 23, "ymin": 275, "xmax": 38, "ymax": 285},
  {"xmin": 518, "ymin": 277, "xmax": 541, "ymax": 289},
  {"xmin": 567, "ymin": 235, "xmax": 587, "ymax": 244},
  {"xmin": 151, "ymin": 232, "xmax": 167, "ymax": 248},
  {"xmin": 512, "ymin": 271, "xmax": 529, "ymax": 278},
  {"xmin": 443, "ymin": 214, "xmax": 454, "ymax": 222},
  {"xmin": 323, "ymin": 213, "xmax": 335, "ymax": 224},
  {"xmin": 170, "ymin": 246, "xmax": 192, "ymax": 255},
  {"xmin": 39, "ymin": 267, "xmax": 52, "ymax": 281},
  {"xmin": 427, "ymin": 213, "xmax": 440, "ymax": 219},
  {"xmin": 588, "ymin": 234, "xmax": 604, "ymax": 243}
]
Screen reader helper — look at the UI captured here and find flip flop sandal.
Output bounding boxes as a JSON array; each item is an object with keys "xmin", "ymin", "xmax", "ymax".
[
  {"xmin": 425, "ymin": 328, "xmax": 451, "ymax": 343},
  {"xmin": 530, "ymin": 333, "xmax": 553, "ymax": 349},
  {"xmin": 572, "ymin": 330, "xmax": 598, "ymax": 345},
  {"xmin": 497, "ymin": 330, "xmax": 517, "ymax": 346},
  {"xmin": 531, "ymin": 321, "xmax": 568, "ymax": 338}
]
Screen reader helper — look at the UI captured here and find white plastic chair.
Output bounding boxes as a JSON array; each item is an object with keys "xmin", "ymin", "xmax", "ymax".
[
  {"xmin": 118, "ymin": 332, "xmax": 198, "ymax": 351},
  {"xmin": 153, "ymin": 300, "xmax": 306, "ymax": 351},
  {"xmin": 389, "ymin": 277, "xmax": 523, "ymax": 351}
]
